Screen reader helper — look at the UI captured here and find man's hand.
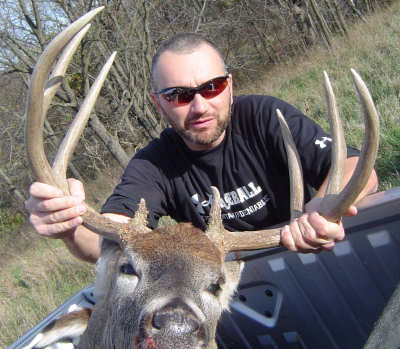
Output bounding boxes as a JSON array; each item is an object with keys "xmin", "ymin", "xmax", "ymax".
[
  {"xmin": 280, "ymin": 197, "xmax": 358, "ymax": 253},
  {"xmin": 25, "ymin": 179, "xmax": 87, "ymax": 238}
]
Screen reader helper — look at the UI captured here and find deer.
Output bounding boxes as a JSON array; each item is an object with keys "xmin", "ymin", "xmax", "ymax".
[{"xmin": 23, "ymin": 6, "xmax": 379, "ymax": 349}]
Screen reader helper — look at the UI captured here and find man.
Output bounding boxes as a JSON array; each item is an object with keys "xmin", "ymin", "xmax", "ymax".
[{"xmin": 25, "ymin": 33, "xmax": 378, "ymax": 263}]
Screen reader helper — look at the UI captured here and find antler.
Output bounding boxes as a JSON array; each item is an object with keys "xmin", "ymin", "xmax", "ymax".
[
  {"xmin": 206, "ymin": 70, "xmax": 379, "ymax": 254},
  {"xmin": 25, "ymin": 7, "xmax": 150, "ymax": 244},
  {"xmin": 319, "ymin": 69, "xmax": 380, "ymax": 221}
]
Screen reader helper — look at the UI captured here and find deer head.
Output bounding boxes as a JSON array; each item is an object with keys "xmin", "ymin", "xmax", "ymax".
[{"xmin": 24, "ymin": 7, "xmax": 379, "ymax": 349}]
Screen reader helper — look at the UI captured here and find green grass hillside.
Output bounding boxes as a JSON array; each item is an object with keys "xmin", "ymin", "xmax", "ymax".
[{"xmin": 1, "ymin": 3, "xmax": 399, "ymax": 347}]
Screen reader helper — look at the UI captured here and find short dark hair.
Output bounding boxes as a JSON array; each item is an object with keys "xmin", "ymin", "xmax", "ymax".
[{"xmin": 151, "ymin": 32, "xmax": 227, "ymax": 90}]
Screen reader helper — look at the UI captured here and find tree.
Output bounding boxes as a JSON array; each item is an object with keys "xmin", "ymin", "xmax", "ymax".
[{"xmin": 0, "ymin": 0, "xmax": 163, "ymax": 174}]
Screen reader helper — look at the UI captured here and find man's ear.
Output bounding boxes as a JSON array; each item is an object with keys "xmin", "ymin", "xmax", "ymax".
[
  {"xmin": 228, "ymin": 73, "xmax": 233, "ymax": 105},
  {"xmin": 151, "ymin": 93, "xmax": 162, "ymax": 111}
]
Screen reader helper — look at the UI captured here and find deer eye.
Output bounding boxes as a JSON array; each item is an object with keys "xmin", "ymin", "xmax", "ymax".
[
  {"xmin": 207, "ymin": 277, "xmax": 224, "ymax": 296},
  {"xmin": 120, "ymin": 263, "xmax": 136, "ymax": 275},
  {"xmin": 207, "ymin": 283, "xmax": 222, "ymax": 296}
]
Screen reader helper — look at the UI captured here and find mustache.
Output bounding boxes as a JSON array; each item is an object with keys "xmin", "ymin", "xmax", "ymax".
[{"xmin": 185, "ymin": 114, "xmax": 216, "ymax": 126}]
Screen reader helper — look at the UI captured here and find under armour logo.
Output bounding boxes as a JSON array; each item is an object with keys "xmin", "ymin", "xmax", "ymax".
[
  {"xmin": 191, "ymin": 193, "xmax": 212, "ymax": 215},
  {"xmin": 315, "ymin": 136, "xmax": 332, "ymax": 149}
]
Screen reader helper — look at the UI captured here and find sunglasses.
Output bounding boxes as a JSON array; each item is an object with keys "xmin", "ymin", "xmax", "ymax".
[{"xmin": 155, "ymin": 75, "xmax": 229, "ymax": 106}]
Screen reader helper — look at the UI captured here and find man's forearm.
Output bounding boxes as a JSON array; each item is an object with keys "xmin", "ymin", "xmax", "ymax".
[{"xmin": 62, "ymin": 225, "xmax": 101, "ymax": 263}]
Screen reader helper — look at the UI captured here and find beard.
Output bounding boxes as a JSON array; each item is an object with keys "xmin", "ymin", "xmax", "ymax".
[
  {"xmin": 161, "ymin": 103, "xmax": 231, "ymax": 148},
  {"xmin": 180, "ymin": 114, "xmax": 229, "ymax": 146}
]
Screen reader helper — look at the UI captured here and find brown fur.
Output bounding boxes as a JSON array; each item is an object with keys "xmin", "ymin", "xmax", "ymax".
[{"xmin": 124, "ymin": 222, "xmax": 223, "ymax": 265}]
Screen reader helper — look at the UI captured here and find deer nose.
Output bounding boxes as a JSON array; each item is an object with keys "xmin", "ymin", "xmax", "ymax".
[{"xmin": 152, "ymin": 298, "xmax": 201, "ymax": 335}]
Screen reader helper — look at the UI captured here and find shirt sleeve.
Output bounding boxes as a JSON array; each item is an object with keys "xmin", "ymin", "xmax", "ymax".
[{"xmin": 101, "ymin": 144, "xmax": 170, "ymax": 229}]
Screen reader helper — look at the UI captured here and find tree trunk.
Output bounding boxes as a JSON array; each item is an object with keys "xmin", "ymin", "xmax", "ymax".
[
  {"xmin": 323, "ymin": 0, "xmax": 344, "ymax": 36},
  {"xmin": 89, "ymin": 113, "xmax": 131, "ymax": 169},
  {"xmin": 346, "ymin": 0, "xmax": 368, "ymax": 23},
  {"xmin": 331, "ymin": 0, "xmax": 349, "ymax": 37},
  {"xmin": 308, "ymin": 0, "xmax": 332, "ymax": 47}
]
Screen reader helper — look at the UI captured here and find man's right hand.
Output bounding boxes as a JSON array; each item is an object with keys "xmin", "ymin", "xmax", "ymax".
[{"xmin": 25, "ymin": 178, "xmax": 87, "ymax": 238}]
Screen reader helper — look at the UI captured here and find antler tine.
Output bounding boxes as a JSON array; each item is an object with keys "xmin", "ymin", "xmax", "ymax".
[
  {"xmin": 52, "ymin": 50, "xmax": 120, "ymax": 242},
  {"xmin": 322, "ymin": 71, "xmax": 347, "ymax": 197},
  {"xmin": 319, "ymin": 69, "xmax": 379, "ymax": 222},
  {"xmin": 205, "ymin": 187, "xmax": 226, "ymax": 251},
  {"xmin": 25, "ymin": 6, "xmax": 105, "ymax": 191},
  {"xmin": 52, "ymin": 51, "xmax": 117, "ymax": 182},
  {"xmin": 276, "ymin": 109, "xmax": 304, "ymax": 219},
  {"xmin": 42, "ymin": 24, "xmax": 92, "ymax": 119}
]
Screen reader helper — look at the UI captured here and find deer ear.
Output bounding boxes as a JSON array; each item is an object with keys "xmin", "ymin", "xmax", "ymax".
[
  {"xmin": 220, "ymin": 261, "xmax": 244, "ymax": 309},
  {"xmin": 23, "ymin": 308, "xmax": 91, "ymax": 348}
]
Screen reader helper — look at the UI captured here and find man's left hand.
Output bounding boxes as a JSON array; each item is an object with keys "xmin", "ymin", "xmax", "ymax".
[{"xmin": 280, "ymin": 198, "xmax": 357, "ymax": 253}]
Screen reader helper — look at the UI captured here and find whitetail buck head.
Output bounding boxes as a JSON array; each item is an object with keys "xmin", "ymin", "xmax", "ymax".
[{"xmin": 24, "ymin": 7, "xmax": 379, "ymax": 349}]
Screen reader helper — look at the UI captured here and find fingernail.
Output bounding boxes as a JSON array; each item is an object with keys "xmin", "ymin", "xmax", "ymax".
[{"xmin": 72, "ymin": 216, "xmax": 83, "ymax": 226}]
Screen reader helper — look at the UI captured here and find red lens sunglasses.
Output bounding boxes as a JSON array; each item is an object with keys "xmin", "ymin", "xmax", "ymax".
[{"xmin": 155, "ymin": 75, "xmax": 229, "ymax": 106}]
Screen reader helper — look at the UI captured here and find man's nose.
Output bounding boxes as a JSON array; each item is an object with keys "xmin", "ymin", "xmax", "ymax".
[{"xmin": 190, "ymin": 92, "xmax": 208, "ymax": 115}]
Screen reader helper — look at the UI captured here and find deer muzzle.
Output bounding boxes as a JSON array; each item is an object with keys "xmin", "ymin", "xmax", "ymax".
[{"xmin": 138, "ymin": 297, "xmax": 208, "ymax": 348}]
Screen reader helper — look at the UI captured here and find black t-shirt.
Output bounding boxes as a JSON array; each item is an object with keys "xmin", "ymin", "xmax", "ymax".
[{"xmin": 101, "ymin": 95, "xmax": 359, "ymax": 231}]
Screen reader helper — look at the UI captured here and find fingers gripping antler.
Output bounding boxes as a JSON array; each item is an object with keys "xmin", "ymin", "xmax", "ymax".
[
  {"xmin": 207, "ymin": 70, "xmax": 379, "ymax": 254},
  {"xmin": 25, "ymin": 7, "xmax": 150, "ymax": 244}
]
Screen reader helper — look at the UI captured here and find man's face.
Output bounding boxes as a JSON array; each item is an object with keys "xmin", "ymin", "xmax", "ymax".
[{"xmin": 152, "ymin": 44, "xmax": 233, "ymax": 151}]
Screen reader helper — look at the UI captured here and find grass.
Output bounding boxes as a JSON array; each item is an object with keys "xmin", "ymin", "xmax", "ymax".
[
  {"xmin": 0, "ymin": 228, "xmax": 95, "ymax": 347},
  {"xmin": 1, "ymin": 3, "xmax": 400, "ymax": 347}
]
